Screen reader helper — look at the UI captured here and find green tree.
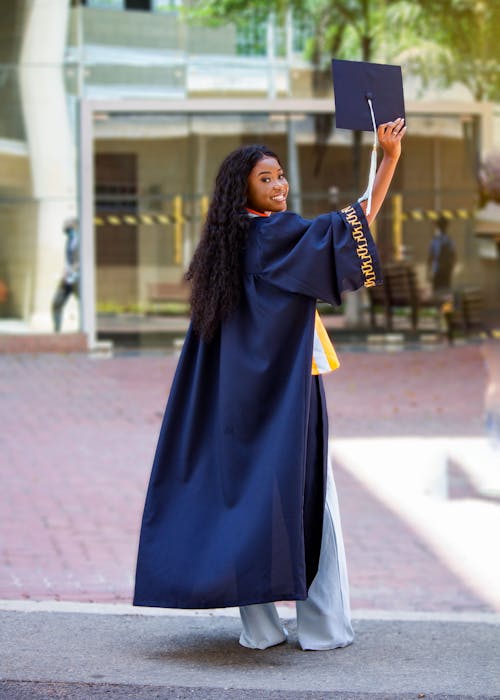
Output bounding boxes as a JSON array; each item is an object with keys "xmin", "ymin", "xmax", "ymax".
[
  {"xmin": 191, "ymin": 0, "xmax": 500, "ymax": 101},
  {"xmin": 189, "ymin": 0, "xmax": 404, "ymax": 187},
  {"xmin": 190, "ymin": 0, "xmax": 395, "ymax": 63},
  {"xmin": 392, "ymin": 0, "xmax": 500, "ymax": 101}
]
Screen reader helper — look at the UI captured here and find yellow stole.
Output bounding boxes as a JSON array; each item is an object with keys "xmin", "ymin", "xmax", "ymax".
[{"xmin": 312, "ymin": 311, "xmax": 340, "ymax": 375}]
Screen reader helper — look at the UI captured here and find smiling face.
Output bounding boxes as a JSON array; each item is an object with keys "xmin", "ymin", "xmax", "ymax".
[{"xmin": 246, "ymin": 156, "xmax": 289, "ymax": 215}]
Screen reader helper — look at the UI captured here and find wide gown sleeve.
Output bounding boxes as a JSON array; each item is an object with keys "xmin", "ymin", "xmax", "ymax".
[{"xmin": 255, "ymin": 202, "xmax": 381, "ymax": 306}]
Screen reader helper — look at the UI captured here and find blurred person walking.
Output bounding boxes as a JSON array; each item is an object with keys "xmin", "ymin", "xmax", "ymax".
[
  {"xmin": 134, "ymin": 120, "xmax": 406, "ymax": 650},
  {"xmin": 52, "ymin": 218, "xmax": 79, "ymax": 332}
]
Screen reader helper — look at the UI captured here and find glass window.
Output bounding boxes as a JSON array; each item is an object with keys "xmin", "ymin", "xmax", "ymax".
[
  {"xmin": 292, "ymin": 14, "xmax": 314, "ymax": 54},
  {"xmin": 235, "ymin": 14, "xmax": 287, "ymax": 58},
  {"xmin": 153, "ymin": 0, "xmax": 182, "ymax": 12},
  {"xmin": 87, "ymin": 0, "xmax": 124, "ymax": 9},
  {"xmin": 235, "ymin": 15, "xmax": 267, "ymax": 56}
]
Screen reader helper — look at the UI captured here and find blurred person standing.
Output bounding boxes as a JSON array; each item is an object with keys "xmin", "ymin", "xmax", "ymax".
[
  {"xmin": 427, "ymin": 215, "xmax": 456, "ymax": 296},
  {"xmin": 52, "ymin": 218, "xmax": 79, "ymax": 332}
]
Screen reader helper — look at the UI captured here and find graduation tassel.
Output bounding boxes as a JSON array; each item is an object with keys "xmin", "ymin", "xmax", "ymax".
[{"xmin": 362, "ymin": 97, "xmax": 378, "ymax": 216}]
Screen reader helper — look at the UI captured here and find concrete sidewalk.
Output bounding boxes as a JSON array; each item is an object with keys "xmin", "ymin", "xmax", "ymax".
[{"xmin": 1, "ymin": 603, "xmax": 499, "ymax": 699}]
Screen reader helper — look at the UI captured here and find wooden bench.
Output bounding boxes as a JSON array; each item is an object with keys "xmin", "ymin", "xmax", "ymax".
[
  {"xmin": 147, "ymin": 282, "xmax": 190, "ymax": 304},
  {"xmin": 368, "ymin": 263, "xmax": 487, "ymax": 340},
  {"xmin": 368, "ymin": 262, "xmax": 424, "ymax": 332},
  {"xmin": 447, "ymin": 287, "xmax": 489, "ymax": 339},
  {"xmin": 147, "ymin": 282, "xmax": 190, "ymax": 314}
]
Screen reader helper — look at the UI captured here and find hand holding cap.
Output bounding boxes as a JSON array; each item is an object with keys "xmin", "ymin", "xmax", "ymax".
[{"xmin": 331, "ymin": 58, "xmax": 406, "ymax": 213}]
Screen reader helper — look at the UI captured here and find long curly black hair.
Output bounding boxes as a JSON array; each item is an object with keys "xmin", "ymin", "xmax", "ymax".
[{"xmin": 186, "ymin": 144, "xmax": 282, "ymax": 342}]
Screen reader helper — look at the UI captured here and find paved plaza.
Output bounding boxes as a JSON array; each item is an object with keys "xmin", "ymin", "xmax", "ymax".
[
  {"xmin": 0, "ymin": 342, "xmax": 498, "ymax": 613},
  {"xmin": 1, "ymin": 342, "xmax": 500, "ymax": 699}
]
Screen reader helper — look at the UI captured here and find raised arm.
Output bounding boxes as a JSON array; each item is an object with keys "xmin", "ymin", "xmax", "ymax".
[{"xmin": 360, "ymin": 118, "xmax": 406, "ymax": 225}]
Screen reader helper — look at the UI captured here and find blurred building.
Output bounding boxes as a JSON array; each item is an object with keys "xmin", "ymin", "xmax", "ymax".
[{"xmin": 0, "ymin": 0, "xmax": 499, "ymax": 346}]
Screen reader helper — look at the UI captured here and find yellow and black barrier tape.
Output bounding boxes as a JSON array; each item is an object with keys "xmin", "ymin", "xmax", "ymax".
[
  {"xmin": 94, "ymin": 207, "xmax": 477, "ymax": 227},
  {"xmin": 94, "ymin": 213, "xmax": 190, "ymax": 227},
  {"xmin": 401, "ymin": 208, "xmax": 475, "ymax": 222}
]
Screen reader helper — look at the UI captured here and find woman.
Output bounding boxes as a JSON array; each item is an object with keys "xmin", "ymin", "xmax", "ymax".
[{"xmin": 134, "ymin": 118, "xmax": 406, "ymax": 650}]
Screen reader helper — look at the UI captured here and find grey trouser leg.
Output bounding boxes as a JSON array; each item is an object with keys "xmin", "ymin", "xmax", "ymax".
[
  {"xmin": 239, "ymin": 459, "xmax": 354, "ymax": 651},
  {"xmin": 296, "ymin": 460, "xmax": 354, "ymax": 650},
  {"xmin": 239, "ymin": 603, "xmax": 288, "ymax": 650}
]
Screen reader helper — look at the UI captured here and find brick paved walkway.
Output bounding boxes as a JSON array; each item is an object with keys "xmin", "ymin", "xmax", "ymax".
[{"xmin": 0, "ymin": 344, "xmax": 496, "ymax": 611}]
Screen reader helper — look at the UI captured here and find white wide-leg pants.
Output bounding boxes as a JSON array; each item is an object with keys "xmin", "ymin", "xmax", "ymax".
[{"xmin": 239, "ymin": 460, "xmax": 354, "ymax": 651}]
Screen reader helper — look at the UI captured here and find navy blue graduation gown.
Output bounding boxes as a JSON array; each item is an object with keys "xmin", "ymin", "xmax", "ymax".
[{"xmin": 134, "ymin": 202, "xmax": 380, "ymax": 609}]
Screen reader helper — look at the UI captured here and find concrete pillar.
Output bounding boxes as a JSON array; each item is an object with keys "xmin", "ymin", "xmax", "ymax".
[
  {"xmin": 18, "ymin": 0, "xmax": 78, "ymax": 331},
  {"xmin": 266, "ymin": 14, "xmax": 277, "ymax": 100},
  {"xmin": 286, "ymin": 116, "xmax": 302, "ymax": 215}
]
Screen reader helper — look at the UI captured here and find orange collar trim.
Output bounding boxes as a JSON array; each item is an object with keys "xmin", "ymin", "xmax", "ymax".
[{"xmin": 246, "ymin": 207, "xmax": 271, "ymax": 217}]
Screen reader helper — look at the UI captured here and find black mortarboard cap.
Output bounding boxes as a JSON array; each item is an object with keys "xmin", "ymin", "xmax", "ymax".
[
  {"xmin": 331, "ymin": 58, "xmax": 406, "ymax": 132},
  {"xmin": 331, "ymin": 58, "xmax": 405, "ymax": 213}
]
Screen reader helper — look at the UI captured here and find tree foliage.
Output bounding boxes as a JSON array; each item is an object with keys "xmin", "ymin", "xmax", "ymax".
[
  {"xmin": 394, "ymin": 0, "xmax": 500, "ymax": 101},
  {"xmin": 190, "ymin": 0, "xmax": 399, "ymax": 63},
  {"xmin": 189, "ymin": 0, "xmax": 500, "ymax": 101}
]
